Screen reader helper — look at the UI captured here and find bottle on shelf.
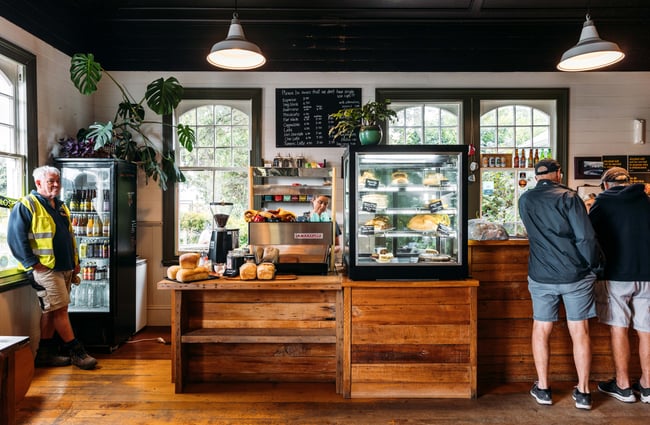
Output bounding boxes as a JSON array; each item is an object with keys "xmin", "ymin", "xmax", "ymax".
[
  {"xmin": 527, "ymin": 149, "xmax": 534, "ymax": 168},
  {"xmin": 513, "ymin": 150, "xmax": 519, "ymax": 168},
  {"xmin": 103, "ymin": 190, "xmax": 110, "ymax": 212},
  {"xmin": 533, "ymin": 148, "xmax": 539, "ymax": 164},
  {"xmin": 519, "ymin": 149, "xmax": 525, "ymax": 168}
]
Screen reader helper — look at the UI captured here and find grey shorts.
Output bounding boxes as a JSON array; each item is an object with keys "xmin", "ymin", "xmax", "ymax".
[
  {"xmin": 528, "ymin": 273, "xmax": 597, "ymax": 322},
  {"xmin": 32, "ymin": 269, "xmax": 73, "ymax": 313},
  {"xmin": 595, "ymin": 280, "xmax": 650, "ymax": 332}
]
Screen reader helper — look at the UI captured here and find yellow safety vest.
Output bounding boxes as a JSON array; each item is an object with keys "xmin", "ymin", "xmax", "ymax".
[{"xmin": 19, "ymin": 194, "xmax": 77, "ymax": 270}]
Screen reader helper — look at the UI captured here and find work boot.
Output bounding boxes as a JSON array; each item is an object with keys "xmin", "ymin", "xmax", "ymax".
[
  {"xmin": 34, "ymin": 339, "xmax": 71, "ymax": 367},
  {"xmin": 66, "ymin": 339, "xmax": 98, "ymax": 370}
]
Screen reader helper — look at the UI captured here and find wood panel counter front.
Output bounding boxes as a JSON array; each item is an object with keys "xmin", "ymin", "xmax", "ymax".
[
  {"xmin": 340, "ymin": 277, "xmax": 479, "ymax": 399},
  {"xmin": 469, "ymin": 239, "xmax": 640, "ymax": 391},
  {"xmin": 157, "ymin": 275, "xmax": 342, "ymax": 394}
]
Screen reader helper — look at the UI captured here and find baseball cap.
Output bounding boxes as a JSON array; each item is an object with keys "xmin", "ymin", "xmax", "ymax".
[
  {"xmin": 600, "ymin": 167, "xmax": 630, "ymax": 185},
  {"xmin": 534, "ymin": 159, "xmax": 561, "ymax": 175}
]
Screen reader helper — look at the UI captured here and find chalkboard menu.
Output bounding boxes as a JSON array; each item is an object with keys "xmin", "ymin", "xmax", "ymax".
[{"xmin": 276, "ymin": 88, "xmax": 361, "ymax": 147}]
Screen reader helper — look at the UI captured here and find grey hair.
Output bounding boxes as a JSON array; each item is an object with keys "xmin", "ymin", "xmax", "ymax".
[{"xmin": 33, "ymin": 165, "xmax": 60, "ymax": 182}]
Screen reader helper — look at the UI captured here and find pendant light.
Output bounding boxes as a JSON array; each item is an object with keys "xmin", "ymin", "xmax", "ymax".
[
  {"xmin": 207, "ymin": 2, "xmax": 266, "ymax": 70},
  {"xmin": 557, "ymin": 14, "xmax": 624, "ymax": 72}
]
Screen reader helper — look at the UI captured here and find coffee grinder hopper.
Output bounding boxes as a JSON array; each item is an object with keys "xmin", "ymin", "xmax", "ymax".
[{"xmin": 210, "ymin": 201, "xmax": 233, "ymax": 229}]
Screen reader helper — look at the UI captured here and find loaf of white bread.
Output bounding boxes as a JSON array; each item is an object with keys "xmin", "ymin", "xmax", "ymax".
[
  {"xmin": 256, "ymin": 262, "xmax": 275, "ymax": 280},
  {"xmin": 167, "ymin": 252, "xmax": 210, "ymax": 282},
  {"xmin": 239, "ymin": 262, "xmax": 257, "ymax": 280}
]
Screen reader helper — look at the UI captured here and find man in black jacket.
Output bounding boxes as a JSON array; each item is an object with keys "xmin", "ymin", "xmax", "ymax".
[
  {"xmin": 519, "ymin": 159, "xmax": 601, "ymax": 410},
  {"xmin": 589, "ymin": 167, "xmax": 650, "ymax": 404}
]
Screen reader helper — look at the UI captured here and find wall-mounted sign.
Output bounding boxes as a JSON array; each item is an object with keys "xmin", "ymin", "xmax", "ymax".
[{"xmin": 275, "ymin": 88, "xmax": 361, "ymax": 147}]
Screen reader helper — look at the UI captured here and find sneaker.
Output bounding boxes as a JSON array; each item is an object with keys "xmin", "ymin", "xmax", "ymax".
[
  {"xmin": 572, "ymin": 387, "xmax": 592, "ymax": 410},
  {"xmin": 34, "ymin": 347, "xmax": 71, "ymax": 367},
  {"xmin": 598, "ymin": 379, "xmax": 636, "ymax": 403},
  {"xmin": 530, "ymin": 382, "xmax": 553, "ymax": 405},
  {"xmin": 632, "ymin": 382, "xmax": 650, "ymax": 404},
  {"xmin": 69, "ymin": 342, "xmax": 98, "ymax": 370}
]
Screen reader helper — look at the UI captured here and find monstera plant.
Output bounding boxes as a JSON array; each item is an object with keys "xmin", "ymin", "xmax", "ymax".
[{"xmin": 68, "ymin": 53, "xmax": 195, "ymax": 190}]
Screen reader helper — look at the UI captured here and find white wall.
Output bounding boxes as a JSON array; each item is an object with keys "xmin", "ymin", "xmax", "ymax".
[
  {"xmin": 3, "ymin": 16, "xmax": 650, "ymax": 327},
  {"xmin": 0, "ymin": 17, "xmax": 93, "ymax": 350}
]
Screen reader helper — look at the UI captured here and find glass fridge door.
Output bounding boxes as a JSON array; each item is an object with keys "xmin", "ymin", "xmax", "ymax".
[{"xmin": 59, "ymin": 165, "xmax": 112, "ymax": 313}]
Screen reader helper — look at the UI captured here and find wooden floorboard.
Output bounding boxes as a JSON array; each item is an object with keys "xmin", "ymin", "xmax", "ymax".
[{"xmin": 16, "ymin": 326, "xmax": 649, "ymax": 425}]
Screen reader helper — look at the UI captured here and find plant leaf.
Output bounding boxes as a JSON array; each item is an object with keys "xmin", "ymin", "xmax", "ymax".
[
  {"xmin": 177, "ymin": 124, "xmax": 195, "ymax": 152},
  {"xmin": 117, "ymin": 102, "xmax": 145, "ymax": 124},
  {"xmin": 83, "ymin": 122, "xmax": 114, "ymax": 149},
  {"xmin": 70, "ymin": 53, "xmax": 103, "ymax": 95},
  {"xmin": 145, "ymin": 77, "xmax": 183, "ymax": 115},
  {"xmin": 162, "ymin": 151, "xmax": 186, "ymax": 186}
]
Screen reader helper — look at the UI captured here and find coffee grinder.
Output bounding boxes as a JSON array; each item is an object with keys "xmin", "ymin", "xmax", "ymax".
[{"xmin": 207, "ymin": 201, "xmax": 239, "ymax": 265}]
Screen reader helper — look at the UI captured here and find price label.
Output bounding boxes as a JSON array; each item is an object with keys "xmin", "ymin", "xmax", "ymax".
[
  {"xmin": 362, "ymin": 201, "xmax": 377, "ymax": 213},
  {"xmin": 364, "ymin": 178, "xmax": 379, "ymax": 189},
  {"xmin": 428, "ymin": 200, "xmax": 444, "ymax": 212},
  {"xmin": 360, "ymin": 225, "xmax": 375, "ymax": 235}
]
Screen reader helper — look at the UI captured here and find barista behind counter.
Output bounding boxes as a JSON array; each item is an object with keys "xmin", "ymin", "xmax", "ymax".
[{"xmin": 305, "ymin": 194, "xmax": 341, "ymax": 252}]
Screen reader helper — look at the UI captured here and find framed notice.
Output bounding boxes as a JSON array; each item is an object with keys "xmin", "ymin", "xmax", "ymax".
[
  {"xmin": 574, "ymin": 156, "xmax": 604, "ymax": 179},
  {"xmin": 275, "ymin": 88, "xmax": 361, "ymax": 147}
]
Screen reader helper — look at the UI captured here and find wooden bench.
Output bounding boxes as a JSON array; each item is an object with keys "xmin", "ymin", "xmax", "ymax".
[{"xmin": 158, "ymin": 276, "xmax": 342, "ymax": 394}]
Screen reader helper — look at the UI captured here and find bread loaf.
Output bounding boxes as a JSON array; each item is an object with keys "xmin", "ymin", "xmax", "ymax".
[
  {"xmin": 179, "ymin": 252, "xmax": 200, "ymax": 269},
  {"xmin": 239, "ymin": 262, "xmax": 257, "ymax": 280},
  {"xmin": 256, "ymin": 262, "xmax": 276, "ymax": 280},
  {"xmin": 176, "ymin": 267, "xmax": 210, "ymax": 283},
  {"xmin": 262, "ymin": 246, "xmax": 280, "ymax": 263},
  {"xmin": 407, "ymin": 214, "xmax": 450, "ymax": 231},
  {"xmin": 167, "ymin": 265, "xmax": 181, "ymax": 280}
]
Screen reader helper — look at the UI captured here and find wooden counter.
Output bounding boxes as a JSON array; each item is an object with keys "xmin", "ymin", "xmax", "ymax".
[
  {"xmin": 340, "ymin": 278, "xmax": 479, "ymax": 399},
  {"xmin": 469, "ymin": 239, "xmax": 640, "ymax": 388},
  {"xmin": 157, "ymin": 275, "xmax": 342, "ymax": 394}
]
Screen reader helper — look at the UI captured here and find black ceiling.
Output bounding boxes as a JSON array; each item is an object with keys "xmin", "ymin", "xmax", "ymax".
[{"xmin": 2, "ymin": 0, "xmax": 650, "ymax": 72}]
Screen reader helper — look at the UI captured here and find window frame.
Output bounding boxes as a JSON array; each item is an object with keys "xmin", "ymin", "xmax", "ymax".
[
  {"xmin": 376, "ymin": 88, "xmax": 568, "ymax": 218},
  {"xmin": 161, "ymin": 88, "xmax": 262, "ymax": 266},
  {"xmin": 0, "ymin": 38, "xmax": 39, "ymax": 291}
]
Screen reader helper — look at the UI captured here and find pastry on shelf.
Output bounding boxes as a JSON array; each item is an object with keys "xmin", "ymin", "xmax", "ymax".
[
  {"xmin": 406, "ymin": 214, "xmax": 451, "ymax": 231},
  {"xmin": 361, "ymin": 193, "xmax": 389, "ymax": 210},
  {"xmin": 423, "ymin": 172, "xmax": 448, "ymax": 186},
  {"xmin": 391, "ymin": 171, "xmax": 409, "ymax": 185},
  {"xmin": 359, "ymin": 170, "xmax": 377, "ymax": 185},
  {"xmin": 376, "ymin": 252, "xmax": 394, "ymax": 263},
  {"xmin": 364, "ymin": 215, "xmax": 391, "ymax": 230}
]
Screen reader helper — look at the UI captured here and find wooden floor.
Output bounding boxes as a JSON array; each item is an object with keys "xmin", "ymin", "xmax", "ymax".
[{"xmin": 16, "ymin": 326, "xmax": 648, "ymax": 425}]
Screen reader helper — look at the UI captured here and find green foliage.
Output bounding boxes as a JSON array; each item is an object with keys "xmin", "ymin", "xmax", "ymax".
[
  {"xmin": 481, "ymin": 171, "xmax": 516, "ymax": 224},
  {"xmin": 69, "ymin": 53, "xmax": 196, "ymax": 190},
  {"xmin": 329, "ymin": 99, "xmax": 398, "ymax": 140}
]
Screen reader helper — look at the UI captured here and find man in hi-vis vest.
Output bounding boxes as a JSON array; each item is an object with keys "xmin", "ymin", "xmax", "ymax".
[{"xmin": 8, "ymin": 165, "xmax": 97, "ymax": 370}]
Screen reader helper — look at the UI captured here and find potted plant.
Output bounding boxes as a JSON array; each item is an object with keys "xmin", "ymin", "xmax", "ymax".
[
  {"xmin": 329, "ymin": 99, "xmax": 397, "ymax": 145},
  {"xmin": 67, "ymin": 53, "xmax": 196, "ymax": 190}
]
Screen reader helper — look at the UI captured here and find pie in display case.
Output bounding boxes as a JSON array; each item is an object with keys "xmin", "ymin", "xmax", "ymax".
[{"xmin": 343, "ymin": 145, "xmax": 469, "ymax": 280}]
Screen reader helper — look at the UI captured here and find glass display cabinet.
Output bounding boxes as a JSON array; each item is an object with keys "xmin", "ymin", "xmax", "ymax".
[{"xmin": 343, "ymin": 145, "xmax": 468, "ymax": 280}]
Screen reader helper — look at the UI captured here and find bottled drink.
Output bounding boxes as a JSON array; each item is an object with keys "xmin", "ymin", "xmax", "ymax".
[
  {"xmin": 533, "ymin": 149, "xmax": 539, "ymax": 164},
  {"xmin": 527, "ymin": 149, "xmax": 534, "ymax": 168},
  {"xmin": 103, "ymin": 220, "xmax": 110, "ymax": 238},
  {"xmin": 103, "ymin": 190, "xmax": 110, "ymax": 212},
  {"xmin": 513, "ymin": 150, "xmax": 519, "ymax": 168},
  {"xmin": 70, "ymin": 192, "xmax": 79, "ymax": 211},
  {"xmin": 519, "ymin": 149, "xmax": 525, "ymax": 168},
  {"xmin": 86, "ymin": 215, "xmax": 95, "ymax": 237},
  {"xmin": 93, "ymin": 216, "xmax": 101, "ymax": 238}
]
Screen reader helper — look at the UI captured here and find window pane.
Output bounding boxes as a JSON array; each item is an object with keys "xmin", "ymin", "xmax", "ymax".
[
  {"xmin": 515, "ymin": 106, "xmax": 532, "ymax": 125},
  {"xmin": 176, "ymin": 103, "xmax": 252, "ymax": 253},
  {"xmin": 0, "ymin": 95, "xmax": 14, "ymax": 125},
  {"xmin": 0, "ymin": 125, "xmax": 12, "ymax": 151},
  {"xmin": 497, "ymin": 106, "xmax": 514, "ymax": 126}
]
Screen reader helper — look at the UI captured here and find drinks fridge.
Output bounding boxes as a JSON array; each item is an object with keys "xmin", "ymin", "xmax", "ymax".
[{"xmin": 55, "ymin": 158, "xmax": 137, "ymax": 352}]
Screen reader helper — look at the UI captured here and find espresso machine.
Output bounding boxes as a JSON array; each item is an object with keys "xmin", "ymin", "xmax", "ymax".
[{"xmin": 207, "ymin": 201, "xmax": 239, "ymax": 264}]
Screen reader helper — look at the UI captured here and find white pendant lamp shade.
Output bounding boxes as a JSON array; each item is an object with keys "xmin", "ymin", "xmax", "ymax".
[
  {"xmin": 557, "ymin": 15, "xmax": 624, "ymax": 71},
  {"xmin": 207, "ymin": 13, "xmax": 266, "ymax": 70}
]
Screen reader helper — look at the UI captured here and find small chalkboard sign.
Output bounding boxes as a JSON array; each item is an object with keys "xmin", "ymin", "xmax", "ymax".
[
  {"xmin": 429, "ymin": 200, "xmax": 444, "ymax": 213},
  {"xmin": 276, "ymin": 88, "xmax": 361, "ymax": 147},
  {"xmin": 362, "ymin": 201, "xmax": 377, "ymax": 213},
  {"xmin": 364, "ymin": 178, "xmax": 379, "ymax": 189},
  {"xmin": 360, "ymin": 225, "xmax": 375, "ymax": 235}
]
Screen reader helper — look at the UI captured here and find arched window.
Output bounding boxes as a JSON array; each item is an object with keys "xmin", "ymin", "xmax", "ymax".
[
  {"xmin": 162, "ymin": 89, "xmax": 262, "ymax": 264},
  {"xmin": 480, "ymin": 102, "xmax": 555, "ymax": 236},
  {"xmin": 388, "ymin": 103, "xmax": 461, "ymax": 145}
]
